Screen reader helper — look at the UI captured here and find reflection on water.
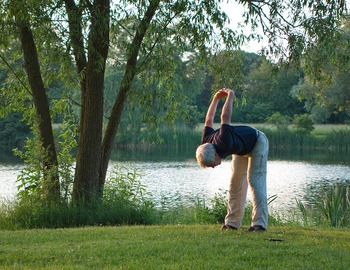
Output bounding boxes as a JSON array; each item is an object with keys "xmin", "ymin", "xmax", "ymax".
[
  {"xmin": 109, "ymin": 145, "xmax": 350, "ymax": 165},
  {"xmin": 0, "ymin": 164, "xmax": 22, "ymax": 200},
  {"xmin": 1, "ymin": 148, "xmax": 350, "ymax": 211},
  {"xmin": 265, "ymin": 161, "xmax": 350, "ymax": 209},
  {"xmin": 115, "ymin": 159, "xmax": 350, "ymax": 210},
  {"xmin": 108, "ymin": 147, "xmax": 350, "ymax": 210}
]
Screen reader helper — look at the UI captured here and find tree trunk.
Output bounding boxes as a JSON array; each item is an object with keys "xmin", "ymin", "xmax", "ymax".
[
  {"xmin": 66, "ymin": 0, "xmax": 160, "ymax": 203},
  {"xmin": 18, "ymin": 22, "xmax": 60, "ymax": 204},
  {"xmin": 64, "ymin": 0, "xmax": 87, "ymax": 130},
  {"xmin": 72, "ymin": 0, "xmax": 110, "ymax": 204},
  {"xmin": 99, "ymin": 0, "xmax": 161, "ymax": 190}
]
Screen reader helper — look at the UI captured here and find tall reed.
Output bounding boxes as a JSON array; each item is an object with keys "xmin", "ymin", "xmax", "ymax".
[
  {"xmin": 115, "ymin": 126, "xmax": 350, "ymax": 153},
  {"xmin": 296, "ymin": 184, "xmax": 350, "ymax": 228},
  {"xmin": 325, "ymin": 129, "xmax": 350, "ymax": 152}
]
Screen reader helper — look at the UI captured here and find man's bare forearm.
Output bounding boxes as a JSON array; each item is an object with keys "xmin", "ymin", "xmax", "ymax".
[
  {"xmin": 205, "ymin": 97, "xmax": 220, "ymax": 127},
  {"xmin": 221, "ymin": 90, "xmax": 235, "ymax": 125}
]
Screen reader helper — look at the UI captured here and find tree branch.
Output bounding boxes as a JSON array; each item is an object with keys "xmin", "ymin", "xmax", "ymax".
[
  {"xmin": 0, "ymin": 53, "xmax": 32, "ymax": 96},
  {"xmin": 100, "ymin": 0, "xmax": 161, "ymax": 186}
]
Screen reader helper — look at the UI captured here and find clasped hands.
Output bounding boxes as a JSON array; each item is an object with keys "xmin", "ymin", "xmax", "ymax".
[{"xmin": 214, "ymin": 88, "xmax": 235, "ymax": 100}]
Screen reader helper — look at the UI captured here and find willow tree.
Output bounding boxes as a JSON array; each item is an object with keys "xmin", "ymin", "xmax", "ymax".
[
  {"xmin": 0, "ymin": 0, "xmax": 347, "ymax": 205},
  {"xmin": 0, "ymin": 0, "xmax": 239, "ymax": 204}
]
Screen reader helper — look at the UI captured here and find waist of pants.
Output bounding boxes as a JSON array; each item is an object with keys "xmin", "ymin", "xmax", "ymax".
[{"xmin": 256, "ymin": 130, "xmax": 260, "ymax": 138}]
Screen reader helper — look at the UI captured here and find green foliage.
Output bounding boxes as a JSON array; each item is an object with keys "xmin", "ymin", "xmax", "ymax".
[
  {"xmin": 233, "ymin": 101, "xmax": 272, "ymax": 123},
  {"xmin": 208, "ymin": 50, "xmax": 245, "ymax": 90},
  {"xmin": 104, "ymin": 163, "xmax": 153, "ymax": 208},
  {"xmin": 0, "ymin": 112, "xmax": 30, "ymax": 151},
  {"xmin": 293, "ymin": 114, "xmax": 314, "ymax": 135},
  {"xmin": 11, "ymin": 97, "xmax": 78, "ymax": 206},
  {"xmin": 221, "ymin": 57, "xmax": 305, "ymax": 124},
  {"xmin": 56, "ymin": 118, "xmax": 78, "ymax": 203},
  {"xmin": 296, "ymin": 20, "xmax": 350, "ymax": 122},
  {"xmin": 13, "ymin": 125, "xmax": 48, "ymax": 204},
  {"xmin": 207, "ymin": 189, "xmax": 228, "ymax": 223}
]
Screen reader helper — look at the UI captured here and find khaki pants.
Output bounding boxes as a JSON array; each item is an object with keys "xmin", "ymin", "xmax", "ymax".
[{"xmin": 225, "ymin": 131, "xmax": 269, "ymax": 229}]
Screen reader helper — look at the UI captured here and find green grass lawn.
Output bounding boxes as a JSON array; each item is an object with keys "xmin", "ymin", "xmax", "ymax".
[
  {"xmin": 1, "ymin": 225, "xmax": 349, "ymax": 269},
  {"xmin": 311, "ymin": 124, "xmax": 350, "ymax": 136}
]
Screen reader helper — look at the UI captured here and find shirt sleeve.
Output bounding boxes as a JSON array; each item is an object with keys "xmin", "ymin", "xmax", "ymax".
[
  {"xmin": 201, "ymin": 126, "xmax": 214, "ymax": 144},
  {"xmin": 219, "ymin": 124, "xmax": 232, "ymax": 141}
]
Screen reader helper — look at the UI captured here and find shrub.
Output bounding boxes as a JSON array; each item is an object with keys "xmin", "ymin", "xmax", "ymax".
[
  {"xmin": 293, "ymin": 114, "xmax": 314, "ymax": 135},
  {"xmin": 266, "ymin": 112, "xmax": 291, "ymax": 131},
  {"xmin": 0, "ymin": 163, "xmax": 158, "ymax": 229}
]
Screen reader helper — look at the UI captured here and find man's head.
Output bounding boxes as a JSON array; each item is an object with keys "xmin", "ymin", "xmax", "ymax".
[{"xmin": 196, "ymin": 143, "xmax": 222, "ymax": 168}]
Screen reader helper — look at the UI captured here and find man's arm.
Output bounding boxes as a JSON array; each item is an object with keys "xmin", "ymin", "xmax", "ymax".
[
  {"xmin": 221, "ymin": 89, "xmax": 235, "ymax": 125},
  {"xmin": 204, "ymin": 97, "xmax": 219, "ymax": 128},
  {"xmin": 204, "ymin": 88, "xmax": 228, "ymax": 127}
]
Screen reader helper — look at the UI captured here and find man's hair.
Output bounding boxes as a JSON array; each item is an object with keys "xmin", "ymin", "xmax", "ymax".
[{"xmin": 196, "ymin": 143, "xmax": 216, "ymax": 168}]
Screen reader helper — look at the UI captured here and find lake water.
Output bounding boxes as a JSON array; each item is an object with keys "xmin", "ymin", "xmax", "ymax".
[{"xmin": 1, "ymin": 149, "xmax": 350, "ymax": 211}]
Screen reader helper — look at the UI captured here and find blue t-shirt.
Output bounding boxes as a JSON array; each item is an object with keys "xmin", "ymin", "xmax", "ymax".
[{"xmin": 201, "ymin": 124, "xmax": 258, "ymax": 158}]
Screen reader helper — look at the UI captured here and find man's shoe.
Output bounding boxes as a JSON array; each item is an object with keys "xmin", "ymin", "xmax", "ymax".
[
  {"xmin": 221, "ymin": 224, "xmax": 237, "ymax": 231},
  {"xmin": 247, "ymin": 225, "xmax": 266, "ymax": 233},
  {"xmin": 247, "ymin": 226, "xmax": 255, "ymax": 232}
]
